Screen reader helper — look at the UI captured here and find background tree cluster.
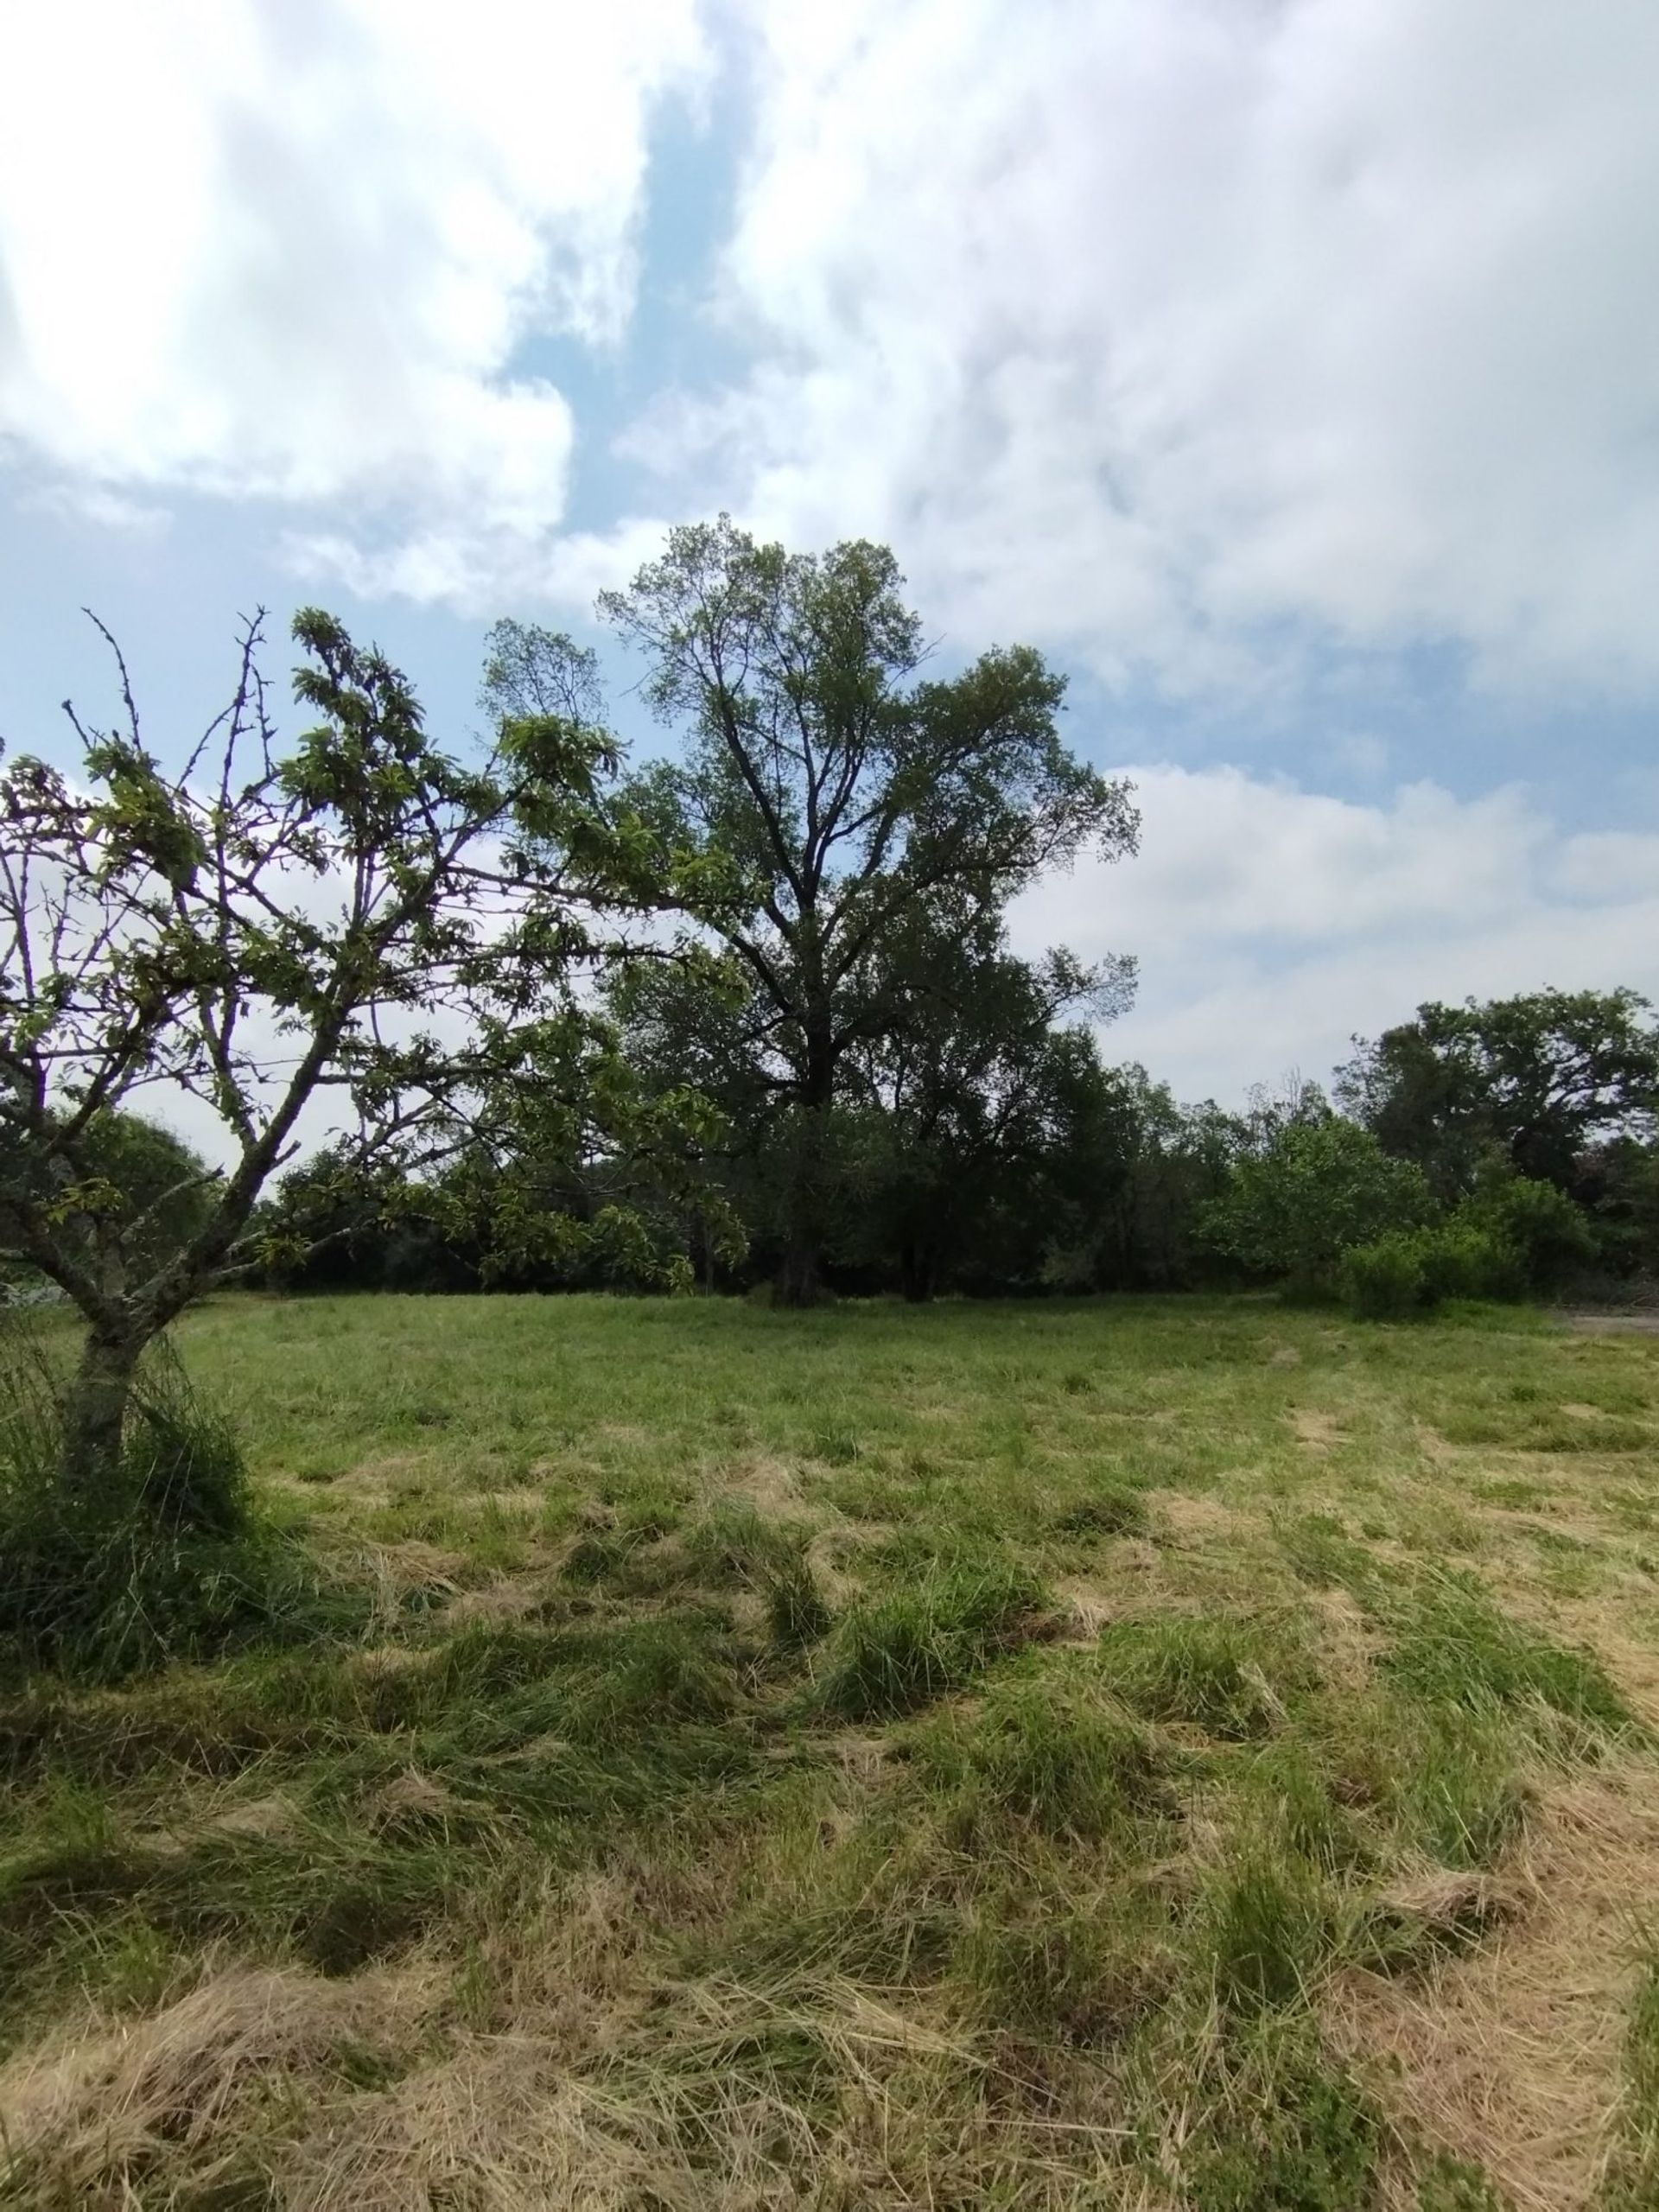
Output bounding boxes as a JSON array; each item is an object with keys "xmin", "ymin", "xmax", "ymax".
[{"xmin": 259, "ymin": 982, "xmax": 1659, "ymax": 1310}]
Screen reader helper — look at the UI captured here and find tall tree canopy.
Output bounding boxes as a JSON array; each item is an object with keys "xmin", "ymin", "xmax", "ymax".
[
  {"xmin": 1335, "ymin": 988, "xmax": 1659, "ymax": 1199},
  {"xmin": 0, "ymin": 609, "xmax": 633, "ymax": 1498},
  {"xmin": 583, "ymin": 516, "xmax": 1139, "ymax": 1301}
]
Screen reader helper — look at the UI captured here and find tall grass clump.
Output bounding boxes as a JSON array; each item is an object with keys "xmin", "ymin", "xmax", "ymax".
[
  {"xmin": 914, "ymin": 1664, "xmax": 1167, "ymax": 1841},
  {"xmin": 0, "ymin": 1322, "xmax": 318, "ymax": 1681},
  {"xmin": 1377, "ymin": 1572, "xmax": 1632, "ymax": 1741},
  {"xmin": 1098, "ymin": 1616, "xmax": 1306, "ymax": 1740},
  {"xmin": 815, "ymin": 1558, "xmax": 1046, "ymax": 1718}
]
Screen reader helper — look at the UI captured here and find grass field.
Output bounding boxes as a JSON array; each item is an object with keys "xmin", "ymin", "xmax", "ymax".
[{"xmin": 4, "ymin": 1292, "xmax": 1659, "ymax": 2208}]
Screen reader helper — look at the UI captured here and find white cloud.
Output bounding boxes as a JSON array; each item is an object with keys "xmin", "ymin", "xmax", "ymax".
[
  {"xmin": 284, "ymin": 512, "xmax": 673, "ymax": 618},
  {"xmin": 638, "ymin": 0, "xmax": 1659, "ymax": 696},
  {"xmin": 0, "ymin": 0, "xmax": 703, "ymax": 571},
  {"xmin": 17, "ymin": 482, "xmax": 171, "ymax": 539},
  {"xmin": 1010, "ymin": 765, "xmax": 1659, "ymax": 1103}
]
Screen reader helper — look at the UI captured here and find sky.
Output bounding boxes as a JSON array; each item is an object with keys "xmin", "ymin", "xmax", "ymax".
[{"xmin": 2, "ymin": 0, "xmax": 1657, "ymax": 1113}]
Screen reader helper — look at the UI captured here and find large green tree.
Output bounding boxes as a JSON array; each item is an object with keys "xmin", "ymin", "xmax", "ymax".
[
  {"xmin": 1203, "ymin": 1114, "xmax": 1433, "ymax": 1291},
  {"xmin": 1335, "ymin": 988, "xmax": 1659, "ymax": 1199},
  {"xmin": 0, "ymin": 610, "xmax": 629, "ymax": 1501},
  {"xmin": 586, "ymin": 517, "xmax": 1138, "ymax": 1302}
]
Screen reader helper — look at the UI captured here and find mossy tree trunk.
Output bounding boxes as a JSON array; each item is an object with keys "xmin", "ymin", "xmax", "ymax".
[{"xmin": 60, "ymin": 1330, "xmax": 143, "ymax": 1498}]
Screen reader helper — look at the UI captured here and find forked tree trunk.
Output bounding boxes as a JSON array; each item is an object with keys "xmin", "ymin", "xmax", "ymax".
[{"xmin": 60, "ymin": 1331, "xmax": 143, "ymax": 1498}]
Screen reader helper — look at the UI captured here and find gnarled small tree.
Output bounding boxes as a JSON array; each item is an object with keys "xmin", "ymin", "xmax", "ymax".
[{"xmin": 0, "ymin": 608, "xmax": 626, "ymax": 1503}]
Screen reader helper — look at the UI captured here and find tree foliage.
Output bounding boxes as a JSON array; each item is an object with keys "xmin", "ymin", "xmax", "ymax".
[
  {"xmin": 1202, "ymin": 1113, "xmax": 1433, "ymax": 1291},
  {"xmin": 1336, "ymin": 988, "xmax": 1659, "ymax": 1199}
]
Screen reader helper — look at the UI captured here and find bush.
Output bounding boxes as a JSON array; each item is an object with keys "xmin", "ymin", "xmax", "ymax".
[
  {"xmin": 1340, "ymin": 1223, "xmax": 1520, "ymax": 1319},
  {"xmin": 0, "ymin": 1325, "xmax": 317, "ymax": 1681},
  {"xmin": 1459, "ymin": 1173, "xmax": 1596, "ymax": 1294},
  {"xmin": 1203, "ymin": 1118, "xmax": 1433, "ymax": 1295},
  {"xmin": 1416, "ymin": 1223, "xmax": 1521, "ymax": 1303},
  {"xmin": 1338, "ymin": 1232, "xmax": 1426, "ymax": 1319}
]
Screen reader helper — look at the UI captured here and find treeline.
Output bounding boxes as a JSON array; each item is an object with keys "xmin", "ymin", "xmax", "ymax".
[{"xmin": 257, "ymin": 982, "xmax": 1659, "ymax": 1311}]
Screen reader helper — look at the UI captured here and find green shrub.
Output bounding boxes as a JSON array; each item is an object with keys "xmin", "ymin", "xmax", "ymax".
[
  {"xmin": 0, "ymin": 1325, "xmax": 318, "ymax": 1682},
  {"xmin": 1339, "ymin": 1232, "xmax": 1427, "ymax": 1319},
  {"xmin": 1458, "ymin": 1173, "xmax": 1596, "ymax": 1294},
  {"xmin": 1202, "ymin": 1118, "xmax": 1433, "ymax": 1294},
  {"xmin": 1341, "ymin": 1222, "xmax": 1521, "ymax": 1318},
  {"xmin": 1416, "ymin": 1224, "xmax": 1519, "ymax": 1303}
]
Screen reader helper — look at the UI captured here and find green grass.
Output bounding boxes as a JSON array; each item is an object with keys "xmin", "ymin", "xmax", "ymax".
[{"xmin": 1, "ymin": 1289, "xmax": 1656, "ymax": 2207}]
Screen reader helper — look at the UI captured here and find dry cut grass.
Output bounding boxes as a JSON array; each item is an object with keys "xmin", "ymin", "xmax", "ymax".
[{"xmin": 3, "ymin": 1290, "xmax": 1659, "ymax": 2208}]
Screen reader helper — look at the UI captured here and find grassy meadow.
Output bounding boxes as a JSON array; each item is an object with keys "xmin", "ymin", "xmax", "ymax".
[{"xmin": 5, "ymin": 1290, "xmax": 1659, "ymax": 2207}]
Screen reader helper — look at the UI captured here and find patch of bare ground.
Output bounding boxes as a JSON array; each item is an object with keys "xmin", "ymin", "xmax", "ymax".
[
  {"xmin": 825, "ymin": 1728, "xmax": 896, "ymax": 1787},
  {"xmin": 460, "ymin": 1489, "xmax": 547, "ymax": 1516},
  {"xmin": 1325, "ymin": 1758, "xmax": 1659, "ymax": 2212},
  {"xmin": 132, "ymin": 1793, "xmax": 304, "ymax": 1863},
  {"xmin": 1052, "ymin": 1541, "xmax": 1168, "ymax": 1644},
  {"xmin": 1114, "ymin": 1535, "xmax": 1161, "ymax": 1579},
  {"xmin": 1055, "ymin": 1576, "xmax": 1118, "ymax": 1641},
  {"xmin": 1309, "ymin": 1585, "xmax": 1386, "ymax": 1688},
  {"xmin": 442, "ymin": 1573, "xmax": 560, "ymax": 1628},
  {"xmin": 805, "ymin": 1516, "xmax": 888, "ymax": 1607},
  {"xmin": 337, "ymin": 1452, "xmax": 433, "ymax": 1496},
  {"xmin": 358, "ymin": 1539, "xmax": 471, "ymax": 1611},
  {"xmin": 1560, "ymin": 1311, "xmax": 1659, "ymax": 1335},
  {"xmin": 1292, "ymin": 1409, "xmax": 1344, "ymax": 1452},
  {"xmin": 277, "ymin": 1981, "xmax": 984, "ymax": 2212},
  {"xmin": 1414, "ymin": 1422, "xmax": 1458, "ymax": 1467},
  {"xmin": 1149, "ymin": 1491, "xmax": 1256, "ymax": 1546},
  {"xmin": 709, "ymin": 1450, "xmax": 810, "ymax": 1520},
  {"xmin": 363, "ymin": 1770, "xmax": 467, "ymax": 1834}
]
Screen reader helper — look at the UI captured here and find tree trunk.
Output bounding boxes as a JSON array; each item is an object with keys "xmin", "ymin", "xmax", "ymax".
[
  {"xmin": 777, "ymin": 1230, "xmax": 821, "ymax": 1308},
  {"xmin": 899, "ymin": 1241, "xmax": 934, "ymax": 1303},
  {"xmin": 776, "ymin": 1049, "xmax": 834, "ymax": 1307},
  {"xmin": 60, "ymin": 1331, "xmax": 143, "ymax": 1499}
]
